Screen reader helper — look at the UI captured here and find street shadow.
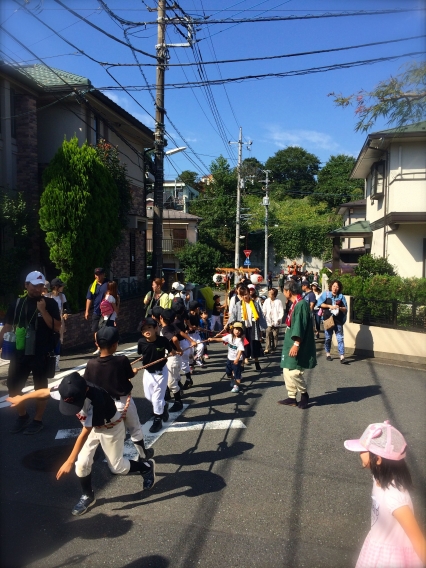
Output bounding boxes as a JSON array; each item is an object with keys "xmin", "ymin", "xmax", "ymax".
[
  {"xmin": 154, "ymin": 440, "xmax": 254, "ymax": 466},
  {"xmin": 310, "ymin": 385, "xmax": 381, "ymax": 407},
  {"xmin": 98, "ymin": 469, "xmax": 227, "ymax": 511},
  {"xmin": 0, "ymin": 511, "xmax": 133, "ymax": 568}
]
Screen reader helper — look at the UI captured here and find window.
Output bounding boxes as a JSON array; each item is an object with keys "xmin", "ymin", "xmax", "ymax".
[
  {"xmin": 370, "ymin": 160, "xmax": 385, "ymax": 200},
  {"xmin": 129, "ymin": 232, "xmax": 136, "ymax": 277}
]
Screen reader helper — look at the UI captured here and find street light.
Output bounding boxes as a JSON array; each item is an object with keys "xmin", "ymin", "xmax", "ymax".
[
  {"xmin": 165, "ymin": 146, "xmax": 187, "ymax": 156},
  {"xmin": 152, "ymin": 145, "xmax": 189, "ymax": 279}
]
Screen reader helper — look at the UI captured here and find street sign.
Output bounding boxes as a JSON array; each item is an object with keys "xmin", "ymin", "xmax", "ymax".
[
  {"xmin": 243, "ymin": 250, "xmax": 252, "ymax": 258},
  {"xmin": 244, "ymin": 259, "xmax": 251, "ymax": 266}
]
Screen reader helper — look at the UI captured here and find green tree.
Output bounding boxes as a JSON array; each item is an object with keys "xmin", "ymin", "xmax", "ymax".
[
  {"xmin": 176, "ymin": 242, "xmax": 231, "ymax": 286},
  {"xmin": 39, "ymin": 137, "xmax": 122, "ymax": 310},
  {"xmin": 330, "ymin": 61, "xmax": 426, "ymax": 132},
  {"xmin": 189, "ymin": 155, "xmax": 237, "ymax": 260},
  {"xmin": 310, "ymin": 154, "xmax": 364, "ymax": 208},
  {"xmin": 95, "ymin": 140, "xmax": 132, "ymax": 230},
  {"xmin": 177, "ymin": 170, "xmax": 199, "ymax": 190},
  {"xmin": 265, "ymin": 146, "xmax": 320, "ymax": 199},
  {"xmin": 355, "ymin": 254, "xmax": 396, "ymax": 279},
  {"xmin": 0, "ymin": 190, "xmax": 30, "ymax": 297}
]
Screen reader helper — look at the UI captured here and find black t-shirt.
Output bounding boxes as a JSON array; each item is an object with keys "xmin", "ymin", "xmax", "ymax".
[
  {"xmin": 212, "ymin": 302, "xmax": 221, "ymax": 316},
  {"xmin": 5, "ymin": 296, "xmax": 60, "ymax": 356},
  {"xmin": 84, "ymin": 355, "xmax": 134, "ymax": 398},
  {"xmin": 137, "ymin": 336, "xmax": 174, "ymax": 372},
  {"xmin": 162, "ymin": 323, "xmax": 183, "ymax": 343},
  {"xmin": 173, "ymin": 312, "xmax": 188, "ymax": 333}
]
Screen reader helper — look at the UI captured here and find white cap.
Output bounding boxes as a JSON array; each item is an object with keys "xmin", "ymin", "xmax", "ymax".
[
  {"xmin": 25, "ymin": 271, "xmax": 46, "ymax": 285},
  {"xmin": 171, "ymin": 282, "xmax": 184, "ymax": 291}
]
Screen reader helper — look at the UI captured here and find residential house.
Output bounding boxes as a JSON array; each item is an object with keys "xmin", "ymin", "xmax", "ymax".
[
  {"xmin": 351, "ymin": 122, "xmax": 426, "ymax": 277},
  {"xmin": 335, "ymin": 199, "xmax": 369, "ymax": 264},
  {"xmin": 163, "ymin": 180, "xmax": 199, "ymax": 212},
  {"xmin": 0, "ymin": 62, "xmax": 154, "ymax": 288},
  {"xmin": 146, "ymin": 199, "xmax": 201, "ymax": 270}
]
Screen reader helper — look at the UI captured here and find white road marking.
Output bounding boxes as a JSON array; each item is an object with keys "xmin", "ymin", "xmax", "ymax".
[
  {"xmin": 0, "ymin": 345, "xmax": 139, "ymax": 408},
  {"xmin": 166, "ymin": 419, "xmax": 246, "ymax": 432},
  {"xmin": 54, "ymin": 408, "xmax": 246, "ymax": 459}
]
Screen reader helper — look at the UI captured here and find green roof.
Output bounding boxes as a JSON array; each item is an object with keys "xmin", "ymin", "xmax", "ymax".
[
  {"xmin": 370, "ymin": 121, "xmax": 426, "ymax": 135},
  {"xmin": 327, "ymin": 220, "xmax": 372, "ymax": 238},
  {"xmin": 18, "ymin": 64, "xmax": 90, "ymax": 89}
]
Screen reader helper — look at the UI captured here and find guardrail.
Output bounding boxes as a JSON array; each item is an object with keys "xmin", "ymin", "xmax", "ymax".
[
  {"xmin": 146, "ymin": 238, "xmax": 186, "ymax": 252},
  {"xmin": 351, "ymin": 298, "xmax": 426, "ymax": 333}
]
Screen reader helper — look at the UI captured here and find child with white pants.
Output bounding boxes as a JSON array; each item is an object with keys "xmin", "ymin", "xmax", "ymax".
[
  {"xmin": 160, "ymin": 309, "xmax": 184, "ymax": 412},
  {"xmin": 137, "ymin": 317, "xmax": 176, "ymax": 433}
]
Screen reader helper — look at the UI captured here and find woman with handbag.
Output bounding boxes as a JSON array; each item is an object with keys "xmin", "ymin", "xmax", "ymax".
[{"xmin": 315, "ymin": 279, "xmax": 348, "ymax": 363}]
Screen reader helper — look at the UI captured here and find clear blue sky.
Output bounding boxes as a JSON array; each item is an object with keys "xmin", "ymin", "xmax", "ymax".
[{"xmin": 1, "ymin": 0, "xmax": 424, "ymax": 178}]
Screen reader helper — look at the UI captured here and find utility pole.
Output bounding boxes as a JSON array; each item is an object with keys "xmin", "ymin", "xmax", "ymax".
[
  {"xmin": 150, "ymin": 2, "xmax": 193, "ymax": 279},
  {"xmin": 262, "ymin": 170, "xmax": 271, "ymax": 279},
  {"xmin": 151, "ymin": 0, "xmax": 166, "ymax": 279},
  {"xmin": 229, "ymin": 128, "xmax": 252, "ymax": 285}
]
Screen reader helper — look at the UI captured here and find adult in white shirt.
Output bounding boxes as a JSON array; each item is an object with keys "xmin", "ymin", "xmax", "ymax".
[{"xmin": 262, "ymin": 288, "xmax": 284, "ymax": 353}]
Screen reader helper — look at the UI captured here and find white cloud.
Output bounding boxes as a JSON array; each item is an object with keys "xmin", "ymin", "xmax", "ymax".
[
  {"xmin": 102, "ymin": 91, "xmax": 130, "ymax": 110},
  {"xmin": 267, "ymin": 126, "xmax": 341, "ymax": 152}
]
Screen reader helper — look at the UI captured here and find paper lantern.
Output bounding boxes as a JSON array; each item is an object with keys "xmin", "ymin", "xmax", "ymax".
[
  {"xmin": 250, "ymin": 273, "xmax": 263, "ymax": 284},
  {"xmin": 213, "ymin": 273, "xmax": 223, "ymax": 284}
]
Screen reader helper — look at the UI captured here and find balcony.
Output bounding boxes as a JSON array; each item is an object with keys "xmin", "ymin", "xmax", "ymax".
[{"xmin": 146, "ymin": 238, "xmax": 186, "ymax": 252}]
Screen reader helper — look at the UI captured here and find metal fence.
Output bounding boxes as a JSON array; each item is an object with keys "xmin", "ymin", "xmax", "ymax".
[
  {"xmin": 117, "ymin": 279, "xmax": 151, "ymax": 301},
  {"xmin": 146, "ymin": 239, "xmax": 186, "ymax": 253},
  {"xmin": 351, "ymin": 298, "xmax": 426, "ymax": 333}
]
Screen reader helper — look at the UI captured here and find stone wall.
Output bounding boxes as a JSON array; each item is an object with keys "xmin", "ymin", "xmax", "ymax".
[{"xmin": 62, "ymin": 296, "xmax": 144, "ymax": 350}]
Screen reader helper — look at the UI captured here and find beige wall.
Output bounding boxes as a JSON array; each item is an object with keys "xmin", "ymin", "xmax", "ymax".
[
  {"xmin": 342, "ymin": 209, "xmax": 366, "ymax": 249},
  {"xmin": 332, "ymin": 297, "xmax": 426, "ymax": 363},
  {"xmin": 386, "ymin": 224, "xmax": 426, "ymax": 277}
]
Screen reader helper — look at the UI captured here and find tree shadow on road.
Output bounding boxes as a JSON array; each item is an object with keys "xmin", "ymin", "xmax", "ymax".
[{"xmin": 310, "ymin": 385, "xmax": 381, "ymax": 406}]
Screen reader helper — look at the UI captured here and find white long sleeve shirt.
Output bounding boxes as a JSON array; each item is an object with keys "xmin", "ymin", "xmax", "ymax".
[{"xmin": 262, "ymin": 298, "xmax": 284, "ymax": 327}]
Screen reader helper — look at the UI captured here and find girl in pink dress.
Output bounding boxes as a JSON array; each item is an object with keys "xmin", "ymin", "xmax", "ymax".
[{"xmin": 344, "ymin": 421, "xmax": 425, "ymax": 567}]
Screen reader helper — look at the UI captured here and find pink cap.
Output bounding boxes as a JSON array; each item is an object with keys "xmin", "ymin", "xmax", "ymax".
[{"xmin": 344, "ymin": 420, "xmax": 407, "ymax": 461}]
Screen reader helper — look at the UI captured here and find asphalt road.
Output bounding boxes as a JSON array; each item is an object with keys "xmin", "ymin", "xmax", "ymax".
[{"xmin": 0, "ymin": 329, "xmax": 425, "ymax": 568}]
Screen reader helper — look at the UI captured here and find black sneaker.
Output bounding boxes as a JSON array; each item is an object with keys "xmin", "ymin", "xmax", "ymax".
[
  {"xmin": 142, "ymin": 459, "xmax": 156, "ymax": 490},
  {"xmin": 162, "ymin": 403, "xmax": 169, "ymax": 423},
  {"xmin": 144, "ymin": 447, "xmax": 155, "ymax": 460},
  {"xmin": 71, "ymin": 494, "xmax": 96, "ymax": 516},
  {"xmin": 298, "ymin": 392, "xmax": 309, "ymax": 410},
  {"xmin": 169, "ymin": 399, "xmax": 183, "ymax": 412},
  {"xmin": 23, "ymin": 420, "xmax": 44, "ymax": 435},
  {"xmin": 277, "ymin": 397, "xmax": 298, "ymax": 407},
  {"xmin": 9, "ymin": 414, "xmax": 31, "ymax": 434},
  {"xmin": 149, "ymin": 416, "xmax": 162, "ymax": 433},
  {"xmin": 326, "ymin": 355, "xmax": 332, "ymax": 361}
]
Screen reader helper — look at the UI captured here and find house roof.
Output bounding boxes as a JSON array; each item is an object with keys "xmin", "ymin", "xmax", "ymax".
[
  {"xmin": 327, "ymin": 220, "xmax": 372, "ymax": 238},
  {"xmin": 146, "ymin": 207, "xmax": 202, "ymax": 221},
  {"xmin": 351, "ymin": 121, "xmax": 426, "ymax": 179},
  {"xmin": 17, "ymin": 64, "xmax": 90, "ymax": 89},
  {"xmin": 337, "ymin": 199, "xmax": 366, "ymax": 215},
  {"xmin": 0, "ymin": 62, "xmax": 153, "ymax": 144}
]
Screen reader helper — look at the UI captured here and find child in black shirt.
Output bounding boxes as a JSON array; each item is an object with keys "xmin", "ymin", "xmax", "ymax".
[
  {"xmin": 84, "ymin": 326, "xmax": 153, "ymax": 460},
  {"xmin": 7, "ymin": 372, "xmax": 155, "ymax": 516},
  {"xmin": 137, "ymin": 317, "xmax": 176, "ymax": 433}
]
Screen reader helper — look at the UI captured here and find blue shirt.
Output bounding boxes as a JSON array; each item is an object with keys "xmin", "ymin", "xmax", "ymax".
[
  {"xmin": 86, "ymin": 281, "xmax": 109, "ymax": 315},
  {"xmin": 315, "ymin": 291, "xmax": 348, "ymax": 324}
]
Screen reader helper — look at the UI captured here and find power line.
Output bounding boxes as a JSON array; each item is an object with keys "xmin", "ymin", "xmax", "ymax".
[
  {"xmin": 88, "ymin": 7, "xmax": 425, "ymax": 27},
  {"xmin": 51, "ymin": 0, "xmax": 157, "ymax": 59},
  {"xmin": 97, "ymin": 51, "xmax": 425, "ymax": 90},
  {"xmin": 102, "ymin": 35, "xmax": 426, "ymax": 67}
]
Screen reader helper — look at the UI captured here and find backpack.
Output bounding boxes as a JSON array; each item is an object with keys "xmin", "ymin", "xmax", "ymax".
[{"xmin": 100, "ymin": 297, "xmax": 114, "ymax": 317}]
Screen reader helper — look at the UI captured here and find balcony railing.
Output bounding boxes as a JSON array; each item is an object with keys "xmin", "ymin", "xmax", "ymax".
[{"xmin": 146, "ymin": 238, "xmax": 186, "ymax": 253}]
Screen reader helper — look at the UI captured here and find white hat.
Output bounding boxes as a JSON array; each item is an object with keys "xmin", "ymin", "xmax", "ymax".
[
  {"xmin": 26, "ymin": 271, "xmax": 46, "ymax": 285},
  {"xmin": 247, "ymin": 284, "xmax": 255, "ymax": 289},
  {"xmin": 171, "ymin": 282, "xmax": 184, "ymax": 291}
]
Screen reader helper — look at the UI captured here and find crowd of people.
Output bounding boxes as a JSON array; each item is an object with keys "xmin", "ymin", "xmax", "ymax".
[{"xmin": 0, "ymin": 268, "xmax": 425, "ymax": 567}]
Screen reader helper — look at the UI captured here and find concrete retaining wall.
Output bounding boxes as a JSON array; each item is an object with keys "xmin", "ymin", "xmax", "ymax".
[{"xmin": 331, "ymin": 296, "xmax": 426, "ymax": 364}]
